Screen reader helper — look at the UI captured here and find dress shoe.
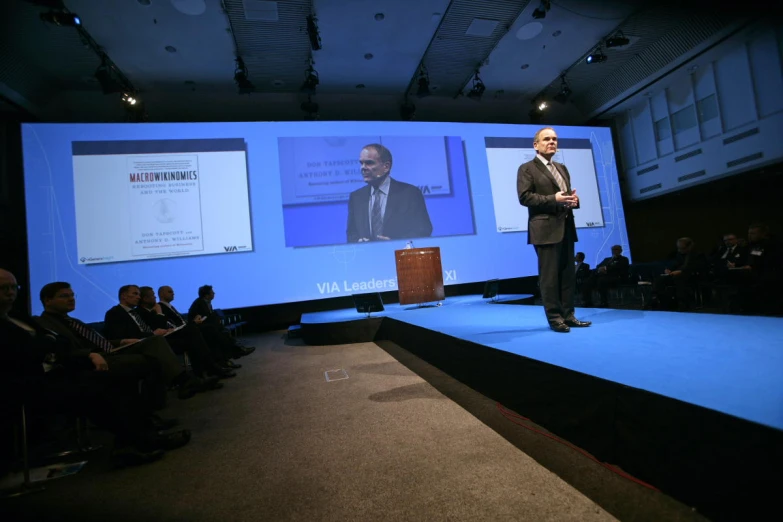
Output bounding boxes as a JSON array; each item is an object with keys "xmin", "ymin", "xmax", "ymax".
[
  {"xmin": 149, "ymin": 414, "xmax": 179, "ymax": 431},
  {"xmin": 232, "ymin": 346, "xmax": 255, "ymax": 358},
  {"xmin": 564, "ymin": 318, "xmax": 592, "ymax": 327},
  {"xmin": 111, "ymin": 446, "xmax": 165, "ymax": 467},
  {"xmin": 177, "ymin": 376, "xmax": 206, "ymax": 400},
  {"xmin": 223, "ymin": 360, "xmax": 242, "ymax": 369},
  {"xmin": 208, "ymin": 368, "xmax": 237, "ymax": 379},
  {"xmin": 549, "ymin": 322, "xmax": 570, "ymax": 333},
  {"xmin": 144, "ymin": 429, "xmax": 192, "ymax": 452}
]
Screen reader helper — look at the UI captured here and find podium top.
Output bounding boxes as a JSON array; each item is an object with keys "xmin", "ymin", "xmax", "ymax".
[{"xmin": 395, "ymin": 246, "xmax": 440, "ymax": 256}]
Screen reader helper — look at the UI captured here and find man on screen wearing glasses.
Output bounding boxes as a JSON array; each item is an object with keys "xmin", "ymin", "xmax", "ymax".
[
  {"xmin": 346, "ymin": 143, "xmax": 433, "ymax": 243},
  {"xmin": 517, "ymin": 127, "xmax": 591, "ymax": 333}
]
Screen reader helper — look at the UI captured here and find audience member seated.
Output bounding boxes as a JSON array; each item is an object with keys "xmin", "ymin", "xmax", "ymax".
[
  {"xmin": 139, "ymin": 286, "xmax": 240, "ymax": 370},
  {"xmin": 34, "ymin": 282, "xmax": 213, "ymax": 404},
  {"xmin": 735, "ymin": 223, "xmax": 782, "ymax": 314},
  {"xmin": 574, "ymin": 252, "xmax": 590, "ymax": 291},
  {"xmin": 159, "ymin": 285, "xmax": 250, "ymax": 365},
  {"xmin": 0, "ymin": 269, "xmax": 190, "ymax": 468},
  {"xmin": 104, "ymin": 285, "xmax": 234, "ymax": 381},
  {"xmin": 709, "ymin": 232, "xmax": 749, "ymax": 281},
  {"xmin": 581, "ymin": 245, "xmax": 629, "ymax": 307},
  {"xmin": 651, "ymin": 237, "xmax": 705, "ymax": 311},
  {"xmin": 188, "ymin": 285, "xmax": 255, "ymax": 358}
]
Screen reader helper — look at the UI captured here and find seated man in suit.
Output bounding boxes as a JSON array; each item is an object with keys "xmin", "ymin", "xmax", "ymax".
[
  {"xmin": 187, "ymin": 285, "xmax": 255, "ymax": 358},
  {"xmin": 652, "ymin": 237, "xmax": 705, "ymax": 311},
  {"xmin": 0, "ymin": 269, "xmax": 190, "ymax": 467},
  {"xmin": 346, "ymin": 143, "xmax": 433, "ymax": 243},
  {"xmin": 139, "ymin": 286, "xmax": 240, "ymax": 370},
  {"xmin": 709, "ymin": 232, "xmax": 749, "ymax": 281},
  {"xmin": 34, "ymin": 281, "xmax": 212, "ymax": 403},
  {"xmin": 574, "ymin": 252, "xmax": 590, "ymax": 290},
  {"xmin": 160, "ymin": 285, "xmax": 251, "ymax": 363},
  {"xmin": 104, "ymin": 285, "xmax": 233, "ymax": 381},
  {"xmin": 581, "ymin": 245, "xmax": 630, "ymax": 307}
]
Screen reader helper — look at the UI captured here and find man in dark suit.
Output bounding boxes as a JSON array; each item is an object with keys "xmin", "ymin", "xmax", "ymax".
[
  {"xmin": 104, "ymin": 285, "xmax": 233, "ymax": 380},
  {"xmin": 574, "ymin": 252, "xmax": 591, "ymax": 286},
  {"xmin": 581, "ymin": 245, "xmax": 630, "ymax": 307},
  {"xmin": 517, "ymin": 127, "xmax": 591, "ymax": 332},
  {"xmin": 33, "ymin": 282, "xmax": 210, "ymax": 404},
  {"xmin": 346, "ymin": 143, "xmax": 433, "ymax": 243},
  {"xmin": 0, "ymin": 269, "xmax": 190, "ymax": 467}
]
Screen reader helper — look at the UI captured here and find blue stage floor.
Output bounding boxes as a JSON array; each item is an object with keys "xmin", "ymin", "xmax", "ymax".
[{"xmin": 302, "ymin": 295, "xmax": 783, "ymax": 431}]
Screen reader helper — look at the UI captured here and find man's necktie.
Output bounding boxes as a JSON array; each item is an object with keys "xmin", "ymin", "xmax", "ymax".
[
  {"xmin": 548, "ymin": 162, "xmax": 568, "ymax": 193},
  {"xmin": 371, "ymin": 189, "xmax": 383, "ymax": 238},
  {"xmin": 66, "ymin": 317, "xmax": 114, "ymax": 353},
  {"xmin": 128, "ymin": 309, "xmax": 154, "ymax": 334}
]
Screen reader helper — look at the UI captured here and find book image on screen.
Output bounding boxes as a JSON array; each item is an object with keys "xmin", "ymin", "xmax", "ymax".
[{"xmin": 70, "ymin": 138, "xmax": 253, "ymax": 265}]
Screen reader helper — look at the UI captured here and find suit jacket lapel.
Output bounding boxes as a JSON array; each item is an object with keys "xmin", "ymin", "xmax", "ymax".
[
  {"xmin": 382, "ymin": 178, "xmax": 398, "ymax": 228},
  {"xmin": 357, "ymin": 185, "xmax": 371, "ymax": 237},
  {"xmin": 552, "ymin": 162, "xmax": 571, "ymax": 192},
  {"xmin": 534, "ymin": 157, "xmax": 562, "ymax": 192}
]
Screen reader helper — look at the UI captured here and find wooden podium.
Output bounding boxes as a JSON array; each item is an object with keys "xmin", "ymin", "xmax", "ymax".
[{"xmin": 395, "ymin": 247, "xmax": 445, "ymax": 305}]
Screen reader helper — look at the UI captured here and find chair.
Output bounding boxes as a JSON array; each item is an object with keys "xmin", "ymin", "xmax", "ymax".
[{"xmin": 1, "ymin": 405, "xmax": 46, "ymax": 498}]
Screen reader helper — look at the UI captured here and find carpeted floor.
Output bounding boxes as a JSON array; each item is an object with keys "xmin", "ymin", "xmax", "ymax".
[{"xmin": 1, "ymin": 332, "xmax": 709, "ymax": 521}]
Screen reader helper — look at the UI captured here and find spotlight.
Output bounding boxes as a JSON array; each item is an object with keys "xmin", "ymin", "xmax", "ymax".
[
  {"xmin": 40, "ymin": 11, "xmax": 81, "ymax": 26},
  {"xmin": 122, "ymin": 93, "xmax": 138, "ymax": 106},
  {"xmin": 416, "ymin": 74, "xmax": 430, "ymax": 98},
  {"xmin": 234, "ymin": 58, "xmax": 254, "ymax": 94},
  {"xmin": 553, "ymin": 77, "xmax": 572, "ymax": 104},
  {"xmin": 300, "ymin": 67, "xmax": 319, "ymax": 93},
  {"xmin": 585, "ymin": 51, "xmax": 607, "ymax": 64},
  {"xmin": 605, "ymin": 35, "xmax": 630, "ymax": 48},
  {"xmin": 532, "ymin": 0, "xmax": 550, "ymax": 19},
  {"xmin": 306, "ymin": 15, "xmax": 322, "ymax": 51},
  {"xmin": 466, "ymin": 72, "xmax": 486, "ymax": 101},
  {"xmin": 536, "ymin": 100, "xmax": 548, "ymax": 111}
]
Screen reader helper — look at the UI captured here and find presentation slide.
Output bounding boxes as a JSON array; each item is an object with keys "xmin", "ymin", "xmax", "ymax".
[
  {"xmin": 71, "ymin": 138, "xmax": 252, "ymax": 264},
  {"xmin": 278, "ymin": 135, "xmax": 474, "ymax": 247},
  {"xmin": 21, "ymin": 122, "xmax": 629, "ymax": 323},
  {"xmin": 485, "ymin": 137, "xmax": 605, "ymax": 233}
]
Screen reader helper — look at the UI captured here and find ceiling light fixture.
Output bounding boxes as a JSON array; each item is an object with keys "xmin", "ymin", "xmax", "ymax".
[
  {"xmin": 585, "ymin": 49, "xmax": 607, "ymax": 64},
  {"xmin": 532, "ymin": 0, "xmax": 550, "ymax": 19},
  {"xmin": 300, "ymin": 64, "xmax": 319, "ymax": 94},
  {"xmin": 605, "ymin": 32, "xmax": 630, "ymax": 48},
  {"xmin": 553, "ymin": 76, "xmax": 572, "ymax": 104},
  {"xmin": 416, "ymin": 65, "xmax": 430, "ymax": 98},
  {"xmin": 306, "ymin": 15, "xmax": 322, "ymax": 51},
  {"xmin": 40, "ymin": 10, "xmax": 81, "ymax": 27},
  {"xmin": 466, "ymin": 71, "xmax": 486, "ymax": 101},
  {"xmin": 234, "ymin": 57, "xmax": 254, "ymax": 94}
]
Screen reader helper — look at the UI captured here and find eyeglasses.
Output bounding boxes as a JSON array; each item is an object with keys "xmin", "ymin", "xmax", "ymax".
[{"xmin": 0, "ymin": 284, "xmax": 21, "ymax": 292}]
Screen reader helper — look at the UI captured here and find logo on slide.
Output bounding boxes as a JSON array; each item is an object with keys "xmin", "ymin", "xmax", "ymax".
[{"xmin": 153, "ymin": 199, "xmax": 177, "ymax": 223}]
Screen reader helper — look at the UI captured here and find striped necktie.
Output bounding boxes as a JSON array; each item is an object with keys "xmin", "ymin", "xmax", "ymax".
[
  {"xmin": 547, "ymin": 162, "xmax": 568, "ymax": 193},
  {"xmin": 371, "ymin": 188, "xmax": 383, "ymax": 238},
  {"xmin": 66, "ymin": 317, "xmax": 114, "ymax": 353},
  {"xmin": 128, "ymin": 308, "xmax": 154, "ymax": 334}
]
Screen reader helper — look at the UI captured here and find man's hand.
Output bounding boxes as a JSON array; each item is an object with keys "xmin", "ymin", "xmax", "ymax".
[
  {"xmin": 568, "ymin": 189, "xmax": 579, "ymax": 208},
  {"xmin": 194, "ymin": 316, "xmax": 205, "ymax": 324},
  {"xmin": 153, "ymin": 328, "xmax": 168, "ymax": 336},
  {"xmin": 670, "ymin": 270, "xmax": 683, "ymax": 277},
  {"xmin": 120, "ymin": 338, "xmax": 140, "ymax": 346},
  {"xmin": 664, "ymin": 268, "xmax": 672, "ymax": 275},
  {"xmin": 152, "ymin": 303, "xmax": 163, "ymax": 315},
  {"xmin": 598, "ymin": 266, "xmax": 607, "ymax": 274},
  {"xmin": 89, "ymin": 353, "xmax": 109, "ymax": 371},
  {"xmin": 555, "ymin": 191, "xmax": 578, "ymax": 207}
]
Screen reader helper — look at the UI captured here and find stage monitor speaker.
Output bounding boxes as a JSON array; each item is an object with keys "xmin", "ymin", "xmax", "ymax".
[
  {"xmin": 483, "ymin": 279, "xmax": 499, "ymax": 301},
  {"xmin": 352, "ymin": 292, "xmax": 384, "ymax": 317}
]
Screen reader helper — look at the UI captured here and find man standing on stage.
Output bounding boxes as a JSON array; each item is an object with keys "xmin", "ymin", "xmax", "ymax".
[{"xmin": 517, "ymin": 127, "xmax": 591, "ymax": 333}]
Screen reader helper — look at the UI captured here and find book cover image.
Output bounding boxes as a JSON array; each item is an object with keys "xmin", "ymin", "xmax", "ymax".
[{"xmin": 127, "ymin": 154, "xmax": 205, "ymax": 257}]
